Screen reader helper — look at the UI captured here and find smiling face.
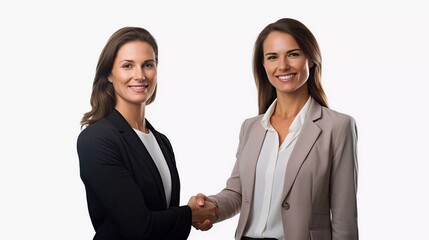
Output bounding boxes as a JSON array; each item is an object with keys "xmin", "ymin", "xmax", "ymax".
[
  {"xmin": 263, "ymin": 31, "xmax": 312, "ymax": 97},
  {"xmin": 108, "ymin": 40, "xmax": 157, "ymax": 111}
]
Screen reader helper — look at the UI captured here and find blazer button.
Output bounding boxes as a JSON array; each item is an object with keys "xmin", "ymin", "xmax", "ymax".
[{"xmin": 283, "ymin": 202, "xmax": 290, "ymax": 210}]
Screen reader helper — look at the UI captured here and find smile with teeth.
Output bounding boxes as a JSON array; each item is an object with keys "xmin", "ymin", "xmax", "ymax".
[
  {"xmin": 129, "ymin": 84, "xmax": 148, "ymax": 91},
  {"xmin": 278, "ymin": 74, "xmax": 294, "ymax": 81}
]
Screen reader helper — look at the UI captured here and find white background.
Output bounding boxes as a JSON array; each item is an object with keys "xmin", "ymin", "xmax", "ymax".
[{"xmin": 1, "ymin": 0, "xmax": 428, "ymax": 239}]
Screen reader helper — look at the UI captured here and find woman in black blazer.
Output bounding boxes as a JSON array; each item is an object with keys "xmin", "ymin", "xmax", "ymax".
[{"xmin": 77, "ymin": 27, "xmax": 217, "ymax": 240}]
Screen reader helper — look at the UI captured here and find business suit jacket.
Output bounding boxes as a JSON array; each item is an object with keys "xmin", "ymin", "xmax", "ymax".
[
  {"xmin": 210, "ymin": 101, "xmax": 358, "ymax": 240},
  {"xmin": 77, "ymin": 109, "xmax": 191, "ymax": 240}
]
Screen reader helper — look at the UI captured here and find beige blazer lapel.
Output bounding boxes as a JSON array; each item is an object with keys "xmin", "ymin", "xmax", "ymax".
[{"xmin": 282, "ymin": 101, "xmax": 322, "ymax": 199}]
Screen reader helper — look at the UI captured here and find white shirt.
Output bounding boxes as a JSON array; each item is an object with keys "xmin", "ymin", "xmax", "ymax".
[
  {"xmin": 134, "ymin": 129, "xmax": 172, "ymax": 207},
  {"xmin": 243, "ymin": 97, "xmax": 312, "ymax": 240}
]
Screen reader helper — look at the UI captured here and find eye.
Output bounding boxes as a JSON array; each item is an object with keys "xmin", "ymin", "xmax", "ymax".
[
  {"xmin": 288, "ymin": 52, "xmax": 300, "ymax": 58},
  {"xmin": 266, "ymin": 55, "xmax": 278, "ymax": 61},
  {"xmin": 144, "ymin": 63, "xmax": 154, "ymax": 68},
  {"xmin": 122, "ymin": 63, "xmax": 133, "ymax": 69},
  {"xmin": 143, "ymin": 61, "xmax": 157, "ymax": 69}
]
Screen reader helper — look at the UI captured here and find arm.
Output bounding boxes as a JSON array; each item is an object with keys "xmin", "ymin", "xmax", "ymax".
[
  {"xmin": 208, "ymin": 118, "xmax": 250, "ymax": 221},
  {"xmin": 193, "ymin": 118, "xmax": 251, "ymax": 230},
  {"xmin": 208, "ymin": 161, "xmax": 243, "ymax": 222},
  {"xmin": 330, "ymin": 116, "xmax": 359, "ymax": 240},
  {"xmin": 77, "ymin": 127, "xmax": 191, "ymax": 239}
]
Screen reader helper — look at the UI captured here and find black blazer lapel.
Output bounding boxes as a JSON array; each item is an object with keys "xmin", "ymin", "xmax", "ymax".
[
  {"xmin": 106, "ymin": 109, "xmax": 168, "ymax": 208},
  {"xmin": 146, "ymin": 120, "xmax": 181, "ymax": 207}
]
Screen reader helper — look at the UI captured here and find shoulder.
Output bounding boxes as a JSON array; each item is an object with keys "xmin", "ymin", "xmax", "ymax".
[
  {"xmin": 236, "ymin": 114, "xmax": 265, "ymax": 144},
  {"xmin": 320, "ymin": 107, "xmax": 356, "ymax": 125},
  {"xmin": 317, "ymin": 106, "xmax": 357, "ymax": 136},
  {"xmin": 77, "ymin": 118, "xmax": 120, "ymax": 148},
  {"xmin": 78, "ymin": 118, "xmax": 114, "ymax": 137},
  {"xmin": 240, "ymin": 114, "xmax": 264, "ymax": 131}
]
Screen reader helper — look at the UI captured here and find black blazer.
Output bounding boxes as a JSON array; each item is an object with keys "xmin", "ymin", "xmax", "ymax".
[{"xmin": 77, "ymin": 109, "xmax": 191, "ymax": 240}]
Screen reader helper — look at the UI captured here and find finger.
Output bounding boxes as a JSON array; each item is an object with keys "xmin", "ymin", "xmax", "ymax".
[
  {"xmin": 187, "ymin": 196, "xmax": 196, "ymax": 207},
  {"xmin": 195, "ymin": 193, "xmax": 207, "ymax": 206},
  {"xmin": 192, "ymin": 222, "xmax": 201, "ymax": 230},
  {"xmin": 198, "ymin": 219, "xmax": 213, "ymax": 231}
]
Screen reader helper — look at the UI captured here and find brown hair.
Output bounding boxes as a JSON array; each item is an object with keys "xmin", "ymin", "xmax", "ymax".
[
  {"xmin": 80, "ymin": 27, "xmax": 159, "ymax": 127},
  {"xmin": 252, "ymin": 18, "xmax": 328, "ymax": 114}
]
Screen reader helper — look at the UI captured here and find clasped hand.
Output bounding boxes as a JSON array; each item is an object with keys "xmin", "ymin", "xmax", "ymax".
[{"xmin": 188, "ymin": 193, "xmax": 219, "ymax": 231}]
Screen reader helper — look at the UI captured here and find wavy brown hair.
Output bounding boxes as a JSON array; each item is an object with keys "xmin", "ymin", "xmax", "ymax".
[
  {"xmin": 253, "ymin": 18, "xmax": 328, "ymax": 114},
  {"xmin": 80, "ymin": 27, "xmax": 159, "ymax": 127}
]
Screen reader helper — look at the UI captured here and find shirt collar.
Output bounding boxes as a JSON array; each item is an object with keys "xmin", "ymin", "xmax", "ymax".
[{"xmin": 261, "ymin": 96, "xmax": 313, "ymax": 132}]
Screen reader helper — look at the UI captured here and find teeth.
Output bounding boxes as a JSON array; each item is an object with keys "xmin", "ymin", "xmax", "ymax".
[
  {"xmin": 278, "ymin": 74, "xmax": 293, "ymax": 80},
  {"xmin": 130, "ymin": 85, "xmax": 147, "ymax": 90}
]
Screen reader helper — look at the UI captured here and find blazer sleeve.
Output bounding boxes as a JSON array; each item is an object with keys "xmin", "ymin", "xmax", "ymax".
[
  {"xmin": 210, "ymin": 119, "xmax": 249, "ymax": 222},
  {"xmin": 77, "ymin": 125, "xmax": 191, "ymax": 239},
  {"xmin": 330, "ymin": 116, "xmax": 359, "ymax": 240}
]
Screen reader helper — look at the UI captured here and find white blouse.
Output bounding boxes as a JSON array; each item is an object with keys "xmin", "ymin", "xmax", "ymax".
[
  {"xmin": 243, "ymin": 97, "xmax": 312, "ymax": 240},
  {"xmin": 134, "ymin": 129, "xmax": 172, "ymax": 207}
]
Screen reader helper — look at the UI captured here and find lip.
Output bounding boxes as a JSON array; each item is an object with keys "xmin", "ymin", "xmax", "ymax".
[
  {"xmin": 128, "ymin": 84, "xmax": 148, "ymax": 93},
  {"xmin": 277, "ymin": 74, "xmax": 295, "ymax": 82}
]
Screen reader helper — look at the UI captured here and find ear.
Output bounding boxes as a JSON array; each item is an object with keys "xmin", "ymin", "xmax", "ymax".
[
  {"xmin": 309, "ymin": 61, "xmax": 315, "ymax": 68},
  {"xmin": 107, "ymin": 75, "xmax": 113, "ymax": 83}
]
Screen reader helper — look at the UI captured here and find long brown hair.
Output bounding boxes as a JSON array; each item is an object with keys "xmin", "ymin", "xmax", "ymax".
[
  {"xmin": 80, "ymin": 27, "xmax": 159, "ymax": 127},
  {"xmin": 252, "ymin": 18, "xmax": 328, "ymax": 114}
]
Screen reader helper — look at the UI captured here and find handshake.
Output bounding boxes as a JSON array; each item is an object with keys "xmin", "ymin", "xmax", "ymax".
[{"xmin": 187, "ymin": 193, "xmax": 219, "ymax": 231}]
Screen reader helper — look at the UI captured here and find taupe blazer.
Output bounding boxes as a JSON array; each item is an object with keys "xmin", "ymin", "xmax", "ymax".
[{"xmin": 210, "ymin": 101, "xmax": 358, "ymax": 240}]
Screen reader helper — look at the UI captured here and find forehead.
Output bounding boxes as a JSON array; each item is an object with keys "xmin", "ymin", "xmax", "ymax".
[
  {"xmin": 116, "ymin": 40, "xmax": 155, "ymax": 59},
  {"xmin": 263, "ymin": 31, "xmax": 299, "ymax": 52}
]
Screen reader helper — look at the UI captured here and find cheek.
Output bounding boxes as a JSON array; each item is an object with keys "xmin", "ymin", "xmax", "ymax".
[
  {"xmin": 262, "ymin": 66, "xmax": 276, "ymax": 85},
  {"xmin": 297, "ymin": 61, "xmax": 311, "ymax": 78},
  {"xmin": 303, "ymin": 64, "xmax": 311, "ymax": 78},
  {"xmin": 111, "ymin": 82, "xmax": 123, "ymax": 94},
  {"xmin": 148, "ymin": 71, "xmax": 158, "ymax": 84},
  {"xmin": 110, "ymin": 72, "xmax": 126, "ymax": 84},
  {"xmin": 143, "ymin": 68, "xmax": 156, "ymax": 78},
  {"xmin": 263, "ymin": 62, "xmax": 272, "ymax": 72},
  {"xmin": 263, "ymin": 64, "xmax": 274, "ymax": 79}
]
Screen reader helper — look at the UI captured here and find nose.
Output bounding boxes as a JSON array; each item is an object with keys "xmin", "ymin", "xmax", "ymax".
[
  {"xmin": 134, "ymin": 67, "xmax": 146, "ymax": 81},
  {"xmin": 278, "ymin": 57, "xmax": 290, "ymax": 71}
]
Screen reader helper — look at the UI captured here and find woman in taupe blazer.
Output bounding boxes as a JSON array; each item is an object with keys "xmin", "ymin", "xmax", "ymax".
[{"xmin": 194, "ymin": 18, "xmax": 359, "ymax": 240}]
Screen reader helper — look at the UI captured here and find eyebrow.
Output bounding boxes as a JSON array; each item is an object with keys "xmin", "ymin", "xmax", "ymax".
[
  {"xmin": 119, "ymin": 59, "xmax": 134, "ymax": 63},
  {"xmin": 264, "ymin": 48, "xmax": 302, "ymax": 56},
  {"xmin": 119, "ymin": 59, "xmax": 156, "ymax": 63}
]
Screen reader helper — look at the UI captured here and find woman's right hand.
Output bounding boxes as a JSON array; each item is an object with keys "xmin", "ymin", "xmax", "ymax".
[{"xmin": 188, "ymin": 193, "xmax": 219, "ymax": 231}]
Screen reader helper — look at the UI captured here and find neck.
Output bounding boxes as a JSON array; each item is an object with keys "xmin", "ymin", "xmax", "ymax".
[
  {"xmin": 115, "ymin": 103, "xmax": 148, "ymax": 133},
  {"xmin": 274, "ymin": 90, "xmax": 309, "ymax": 119}
]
